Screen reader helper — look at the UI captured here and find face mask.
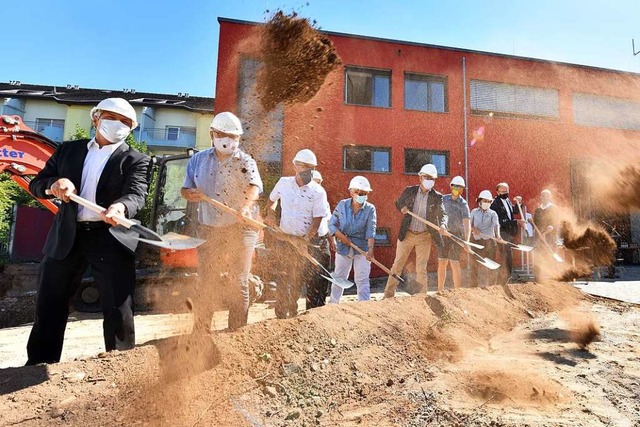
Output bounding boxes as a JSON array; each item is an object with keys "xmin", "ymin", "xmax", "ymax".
[
  {"xmin": 298, "ymin": 169, "xmax": 313, "ymax": 185},
  {"xmin": 499, "ymin": 193, "xmax": 509, "ymax": 200},
  {"xmin": 213, "ymin": 137, "xmax": 238, "ymax": 155},
  {"xmin": 98, "ymin": 119, "xmax": 130, "ymax": 143},
  {"xmin": 422, "ymin": 179, "xmax": 435, "ymax": 190},
  {"xmin": 355, "ymin": 195, "xmax": 367, "ymax": 204},
  {"xmin": 451, "ymin": 188, "xmax": 463, "ymax": 197},
  {"xmin": 481, "ymin": 202, "xmax": 491, "ymax": 210}
]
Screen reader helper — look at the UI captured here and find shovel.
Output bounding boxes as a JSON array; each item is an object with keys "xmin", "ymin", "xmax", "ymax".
[
  {"xmin": 47, "ymin": 191, "xmax": 204, "ymax": 252},
  {"xmin": 478, "ymin": 233, "xmax": 533, "ymax": 252},
  {"xmin": 516, "ymin": 203, "xmax": 563, "ymax": 263},
  {"xmin": 404, "ymin": 209, "xmax": 499, "ymax": 270},
  {"xmin": 201, "ymin": 195, "xmax": 353, "ymax": 288},
  {"xmin": 344, "ymin": 240, "xmax": 405, "ymax": 283},
  {"xmin": 404, "ymin": 210, "xmax": 485, "ymax": 249}
]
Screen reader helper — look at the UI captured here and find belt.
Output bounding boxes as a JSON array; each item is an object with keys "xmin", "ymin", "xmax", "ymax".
[{"xmin": 77, "ymin": 221, "xmax": 109, "ymax": 231}]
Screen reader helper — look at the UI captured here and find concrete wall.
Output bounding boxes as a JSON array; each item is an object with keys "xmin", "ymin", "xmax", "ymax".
[{"xmin": 23, "ymin": 100, "xmax": 67, "ymax": 123}]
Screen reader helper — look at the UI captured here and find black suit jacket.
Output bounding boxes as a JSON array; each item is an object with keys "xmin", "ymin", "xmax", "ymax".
[
  {"xmin": 29, "ymin": 139, "xmax": 151, "ymax": 260},
  {"xmin": 395, "ymin": 185, "xmax": 448, "ymax": 242},
  {"xmin": 490, "ymin": 197, "xmax": 519, "ymax": 238}
]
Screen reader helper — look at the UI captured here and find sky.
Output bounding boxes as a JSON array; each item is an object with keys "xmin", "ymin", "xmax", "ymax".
[{"xmin": 3, "ymin": 0, "xmax": 640, "ymax": 98}]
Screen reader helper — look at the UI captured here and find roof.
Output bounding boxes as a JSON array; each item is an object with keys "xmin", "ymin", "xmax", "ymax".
[
  {"xmin": 0, "ymin": 82, "xmax": 214, "ymax": 113},
  {"xmin": 218, "ymin": 17, "xmax": 640, "ymax": 78}
]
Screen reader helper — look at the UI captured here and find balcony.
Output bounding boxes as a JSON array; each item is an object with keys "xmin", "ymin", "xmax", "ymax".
[
  {"xmin": 23, "ymin": 120, "xmax": 64, "ymax": 142},
  {"xmin": 133, "ymin": 127, "xmax": 196, "ymax": 148}
]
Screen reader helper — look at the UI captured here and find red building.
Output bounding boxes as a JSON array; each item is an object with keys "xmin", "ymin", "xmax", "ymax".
[{"xmin": 215, "ymin": 17, "xmax": 640, "ymax": 273}]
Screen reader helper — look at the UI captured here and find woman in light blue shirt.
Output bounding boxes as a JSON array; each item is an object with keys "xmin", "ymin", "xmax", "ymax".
[{"xmin": 329, "ymin": 176, "xmax": 377, "ymax": 303}]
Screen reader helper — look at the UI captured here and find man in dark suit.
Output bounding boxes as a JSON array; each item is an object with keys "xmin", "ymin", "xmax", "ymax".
[
  {"xmin": 490, "ymin": 182, "xmax": 524, "ymax": 285},
  {"xmin": 384, "ymin": 164, "xmax": 448, "ymax": 297},
  {"xmin": 26, "ymin": 98, "xmax": 150, "ymax": 365}
]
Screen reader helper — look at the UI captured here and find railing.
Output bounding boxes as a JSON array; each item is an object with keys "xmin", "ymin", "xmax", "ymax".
[{"xmin": 133, "ymin": 127, "xmax": 196, "ymax": 148}]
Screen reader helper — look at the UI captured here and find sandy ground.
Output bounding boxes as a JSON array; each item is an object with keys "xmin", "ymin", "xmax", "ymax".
[{"xmin": 0, "ymin": 280, "xmax": 638, "ymax": 427}]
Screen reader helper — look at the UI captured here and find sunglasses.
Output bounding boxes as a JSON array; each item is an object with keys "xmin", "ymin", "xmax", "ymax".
[
  {"xmin": 353, "ymin": 191, "xmax": 369, "ymax": 196},
  {"xmin": 451, "ymin": 185, "xmax": 464, "ymax": 189}
]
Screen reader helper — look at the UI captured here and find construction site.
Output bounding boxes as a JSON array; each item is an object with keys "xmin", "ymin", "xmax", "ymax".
[{"xmin": 1, "ymin": 8, "xmax": 640, "ymax": 427}]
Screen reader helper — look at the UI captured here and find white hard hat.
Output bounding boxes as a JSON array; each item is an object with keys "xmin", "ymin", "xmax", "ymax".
[
  {"xmin": 90, "ymin": 98, "xmax": 138, "ymax": 129},
  {"xmin": 348, "ymin": 176, "xmax": 372, "ymax": 192},
  {"xmin": 210, "ymin": 112, "xmax": 243, "ymax": 136},
  {"xmin": 478, "ymin": 190, "xmax": 493, "ymax": 201},
  {"xmin": 312, "ymin": 170, "xmax": 323, "ymax": 182},
  {"xmin": 450, "ymin": 176, "xmax": 465, "ymax": 187},
  {"xmin": 292, "ymin": 149, "xmax": 318, "ymax": 166},
  {"xmin": 418, "ymin": 164, "xmax": 438, "ymax": 178}
]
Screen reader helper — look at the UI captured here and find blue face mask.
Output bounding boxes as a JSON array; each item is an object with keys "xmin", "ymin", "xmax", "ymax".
[{"xmin": 355, "ymin": 195, "xmax": 367, "ymax": 204}]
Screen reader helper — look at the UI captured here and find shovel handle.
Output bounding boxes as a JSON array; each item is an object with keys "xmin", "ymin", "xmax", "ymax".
[
  {"xmin": 46, "ymin": 190, "xmax": 136, "ymax": 228},
  {"xmin": 523, "ymin": 204, "xmax": 562, "ymax": 261},
  {"xmin": 346, "ymin": 240, "xmax": 404, "ymax": 282},
  {"xmin": 405, "ymin": 210, "xmax": 483, "ymax": 249},
  {"xmin": 200, "ymin": 196, "xmax": 269, "ymax": 231}
]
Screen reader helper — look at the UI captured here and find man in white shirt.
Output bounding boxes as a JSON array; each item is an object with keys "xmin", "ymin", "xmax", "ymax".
[{"xmin": 266, "ymin": 149, "xmax": 330, "ymax": 318}]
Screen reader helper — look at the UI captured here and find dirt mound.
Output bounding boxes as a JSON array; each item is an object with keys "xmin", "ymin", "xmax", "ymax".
[{"xmin": 258, "ymin": 11, "xmax": 341, "ymax": 110}]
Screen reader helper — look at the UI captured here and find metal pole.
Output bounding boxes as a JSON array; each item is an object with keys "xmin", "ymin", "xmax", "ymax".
[
  {"xmin": 138, "ymin": 106, "xmax": 147, "ymax": 144},
  {"xmin": 462, "ymin": 57, "xmax": 469, "ymax": 199}
]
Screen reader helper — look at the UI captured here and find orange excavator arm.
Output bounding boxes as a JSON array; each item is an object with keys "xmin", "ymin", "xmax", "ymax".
[{"xmin": 0, "ymin": 115, "xmax": 60, "ymax": 213}]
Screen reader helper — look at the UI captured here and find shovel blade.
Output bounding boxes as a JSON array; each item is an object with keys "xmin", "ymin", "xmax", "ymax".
[
  {"xmin": 138, "ymin": 232, "xmax": 205, "ymax": 250},
  {"xmin": 479, "ymin": 256, "xmax": 501, "ymax": 270},
  {"xmin": 513, "ymin": 244, "xmax": 534, "ymax": 252},
  {"xmin": 322, "ymin": 275, "xmax": 354, "ymax": 289},
  {"xmin": 552, "ymin": 253, "xmax": 564, "ymax": 263},
  {"xmin": 109, "ymin": 225, "xmax": 140, "ymax": 253}
]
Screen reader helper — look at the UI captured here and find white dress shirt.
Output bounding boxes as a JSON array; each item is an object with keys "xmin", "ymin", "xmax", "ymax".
[
  {"xmin": 77, "ymin": 139, "xmax": 125, "ymax": 221},
  {"xmin": 269, "ymin": 177, "xmax": 330, "ymax": 237},
  {"xmin": 500, "ymin": 197, "xmax": 512, "ymax": 220}
]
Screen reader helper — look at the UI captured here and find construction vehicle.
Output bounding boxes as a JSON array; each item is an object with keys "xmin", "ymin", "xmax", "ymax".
[{"xmin": 0, "ymin": 114, "xmax": 215, "ymax": 311}]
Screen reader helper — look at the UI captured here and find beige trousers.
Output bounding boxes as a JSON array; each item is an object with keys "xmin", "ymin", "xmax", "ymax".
[{"xmin": 384, "ymin": 231, "xmax": 433, "ymax": 297}]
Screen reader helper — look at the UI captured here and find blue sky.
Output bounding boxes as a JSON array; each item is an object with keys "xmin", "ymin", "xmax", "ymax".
[{"xmin": 3, "ymin": 0, "xmax": 640, "ymax": 97}]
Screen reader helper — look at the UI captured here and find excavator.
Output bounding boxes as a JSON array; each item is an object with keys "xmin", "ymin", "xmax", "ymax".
[{"xmin": 0, "ymin": 114, "xmax": 210, "ymax": 311}]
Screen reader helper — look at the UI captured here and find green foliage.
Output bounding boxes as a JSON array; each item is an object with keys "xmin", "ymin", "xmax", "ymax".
[
  {"xmin": 0, "ymin": 175, "xmax": 39, "ymax": 263},
  {"xmin": 67, "ymin": 124, "xmax": 90, "ymax": 140}
]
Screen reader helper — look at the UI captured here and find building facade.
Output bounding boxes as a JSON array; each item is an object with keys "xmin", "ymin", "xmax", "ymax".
[
  {"xmin": 215, "ymin": 17, "xmax": 640, "ymax": 272},
  {"xmin": 0, "ymin": 83, "xmax": 215, "ymax": 154}
]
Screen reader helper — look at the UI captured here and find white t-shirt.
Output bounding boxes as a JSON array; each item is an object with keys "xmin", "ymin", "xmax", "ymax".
[{"xmin": 270, "ymin": 176, "xmax": 330, "ymax": 237}]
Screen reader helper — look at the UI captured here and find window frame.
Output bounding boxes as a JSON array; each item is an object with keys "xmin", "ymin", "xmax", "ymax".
[
  {"xmin": 403, "ymin": 72, "xmax": 449, "ymax": 113},
  {"xmin": 344, "ymin": 66, "xmax": 392, "ymax": 108},
  {"xmin": 342, "ymin": 145, "xmax": 392, "ymax": 174},
  {"xmin": 403, "ymin": 148, "xmax": 450, "ymax": 177},
  {"xmin": 166, "ymin": 126, "xmax": 181, "ymax": 141}
]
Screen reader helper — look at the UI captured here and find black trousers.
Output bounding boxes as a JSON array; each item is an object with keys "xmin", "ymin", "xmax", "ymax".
[
  {"xmin": 497, "ymin": 233, "xmax": 516, "ymax": 284},
  {"xmin": 26, "ymin": 225, "xmax": 136, "ymax": 365},
  {"xmin": 305, "ymin": 236, "xmax": 331, "ymax": 310}
]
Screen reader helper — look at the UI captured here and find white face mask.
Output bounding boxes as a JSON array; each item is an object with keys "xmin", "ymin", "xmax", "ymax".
[
  {"xmin": 481, "ymin": 202, "xmax": 491, "ymax": 210},
  {"xmin": 422, "ymin": 178, "xmax": 435, "ymax": 190},
  {"xmin": 213, "ymin": 137, "xmax": 238, "ymax": 155},
  {"xmin": 98, "ymin": 119, "xmax": 130, "ymax": 143}
]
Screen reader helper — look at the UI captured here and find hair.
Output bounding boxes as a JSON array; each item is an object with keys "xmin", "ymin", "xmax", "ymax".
[{"xmin": 496, "ymin": 182, "xmax": 509, "ymax": 190}]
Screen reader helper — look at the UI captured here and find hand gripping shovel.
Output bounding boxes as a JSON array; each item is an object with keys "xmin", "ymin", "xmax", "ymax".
[
  {"xmin": 478, "ymin": 234, "xmax": 533, "ymax": 252},
  {"xmin": 516, "ymin": 203, "xmax": 563, "ymax": 263},
  {"xmin": 48, "ymin": 191, "xmax": 204, "ymax": 252},
  {"xmin": 404, "ymin": 210, "xmax": 485, "ymax": 249},
  {"xmin": 405, "ymin": 210, "xmax": 499, "ymax": 270},
  {"xmin": 344, "ymin": 239, "xmax": 405, "ymax": 283},
  {"xmin": 201, "ymin": 195, "xmax": 354, "ymax": 289}
]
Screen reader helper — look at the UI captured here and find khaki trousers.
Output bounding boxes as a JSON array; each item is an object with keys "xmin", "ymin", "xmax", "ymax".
[{"xmin": 384, "ymin": 231, "xmax": 433, "ymax": 297}]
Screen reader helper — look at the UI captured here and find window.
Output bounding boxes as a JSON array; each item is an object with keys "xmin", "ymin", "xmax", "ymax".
[
  {"xmin": 404, "ymin": 148, "xmax": 449, "ymax": 176},
  {"xmin": 573, "ymin": 93, "xmax": 640, "ymax": 130},
  {"xmin": 34, "ymin": 118, "xmax": 64, "ymax": 142},
  {"xmin": 374, "ymin": 228, "xmax": 391, "ymax": 246},
  {"xmin": 343, "ymin": 145, "xmax": 391, "ymax": 173},
  {"xmin": 404, "ymin": 73, "xmax": 447, "ymax": 112},
  {"xmin": 345, "ymin": 67, "xmax": 391, "ymax": 107},
  {"xmin": 470, "ymin": 80, "xmax": 559, "ymax": 119},
  {"xmin": 166, "ymin": 126, "xmax": 180, "ymax": 141}
]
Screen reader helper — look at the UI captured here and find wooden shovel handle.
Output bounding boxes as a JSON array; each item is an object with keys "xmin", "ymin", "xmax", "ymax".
[
  {"xmin": 46, "ymin": 190, "xmax": 136, "ymax": 228},
  {"xmin": 200, "ymin": 195, "xmax": 267, "ymax": 230}
]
